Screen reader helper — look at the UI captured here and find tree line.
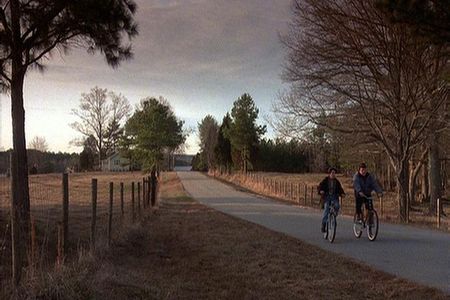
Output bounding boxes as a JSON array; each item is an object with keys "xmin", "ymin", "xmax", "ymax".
[
  {"xmin": 72, "ymin": 88, "xmax": 186, "ymax": 172},
  {"xmin": 193, "ymin": 93, "xmax": 336, "ymax": 174}
]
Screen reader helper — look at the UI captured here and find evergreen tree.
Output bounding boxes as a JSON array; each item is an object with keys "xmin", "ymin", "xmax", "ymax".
[
  {"xmin": 198, "ymin": 115, "xmax": 219, "ymax": 170},
  {"xmin": 124, "ymin": 97, "xmax": 185, "ymax": 171},
  {"xmin": 215, "ymin": 113, "xmax": 233, "ymax": 172},
  {"xmin": 227, "ymin": 93, "xmax": 266, "ymax": 172}
]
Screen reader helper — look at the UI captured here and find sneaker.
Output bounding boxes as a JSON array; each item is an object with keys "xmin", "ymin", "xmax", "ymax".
[{"xmin": 321, "ymin": 223, "xmax": 326, "ymax": 233}]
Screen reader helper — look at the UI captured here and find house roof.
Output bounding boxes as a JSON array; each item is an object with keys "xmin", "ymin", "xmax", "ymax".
[{"xmin": 103, "ymin": 152, "xmax": 122, "ymax": 162}]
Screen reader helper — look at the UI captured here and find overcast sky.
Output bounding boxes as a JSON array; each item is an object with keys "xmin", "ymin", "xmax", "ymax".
[{"xmin": 0, "ymin": 0, "xmax": 292, "ymax": 154}]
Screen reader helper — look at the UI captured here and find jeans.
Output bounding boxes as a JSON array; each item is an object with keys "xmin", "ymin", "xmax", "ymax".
[{"xmin": 322, "ymin": 195, "xmax": 340, "ymax": 225}]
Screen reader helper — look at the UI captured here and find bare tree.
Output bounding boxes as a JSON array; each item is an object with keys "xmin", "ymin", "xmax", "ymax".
[
  {"xmin": 71, "ymin": 87, "xmax": 131, "ymax": 167},
  {"xmin": 28, "ymin": 136, "xmax": 48, "ymax": 152},
  {"xmin": 104, "ymin": 92, "xmax": 132, "ymax": 155},
  {"xmin": 276, "ymin": 0, "xmax": 449, "ymax": 221}
]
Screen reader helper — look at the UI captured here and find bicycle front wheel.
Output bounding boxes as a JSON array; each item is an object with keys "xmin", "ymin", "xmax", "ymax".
[
  {"xmin": 323, "ymin": 221, "xmax": 328, "ymax": 240},
  {"xmin": 328, "ymin": 213, "xmax": 336, "ymax": 243},
  {"xmin": 367, "ymin": 209, "xmax": 379, "ymax": 241},
  {"xmin": 353, "ymin": 213, "xmax": 363, "ymax": 238}
]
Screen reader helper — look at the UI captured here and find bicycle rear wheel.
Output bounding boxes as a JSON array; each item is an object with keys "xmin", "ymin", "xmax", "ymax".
[
  {"xmin": 367, "ymin": 209, "xmax": 379, "ymax": 241},
  {"xmin": 328, "ymin": 213, "xmax": 336, "ymax": 243},
  {"xmin": 353, "ymin": 213, "xmax": 363, "ymax": 238}
]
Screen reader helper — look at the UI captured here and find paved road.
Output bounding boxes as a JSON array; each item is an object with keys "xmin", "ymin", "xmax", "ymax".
[{"xmin": 178, "ymin": 171, "xmax": 450, "ymax": 293}]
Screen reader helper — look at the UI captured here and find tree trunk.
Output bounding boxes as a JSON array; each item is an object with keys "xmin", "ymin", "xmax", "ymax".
[
  {"xmin": 396, "ymin": 160, "xmax": 409, "ymax": 222},
  {"xmin": 387, "ymin": 163, "xmax": 392, "ymax": 190},
  {"xmin": 408, "ymin": 160, "xmax": 417, "ymax": 205},
  {"xmin": 98, "ymin": 128, "xmax": 102, "ymax": 170},
  {"xmin": 428, "ymin": 134, "xmax": 441, "ymax": 215},
  {"xmin": 408, "ymin": 149, "xmax": 427, "ymax": 205},
  {"xmin": 11, "ymin": 67, "xmax": 31, "ymax": 283},
  {"xmin": 10, "ymin": 0, "xmax": 31, "ymax": 283},
  {"xmin": 421, "ymin": 158, "xmax": 429, "ymax": 203}
]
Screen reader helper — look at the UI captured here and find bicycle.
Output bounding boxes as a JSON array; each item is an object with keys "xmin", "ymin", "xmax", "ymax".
[
  {"xmin": 353, "ymin": 196, "xmax": 379, "ymax": 241},
  {"xmin": 323, "ymin": 200, "xmax": 338, "ymax": 243}
]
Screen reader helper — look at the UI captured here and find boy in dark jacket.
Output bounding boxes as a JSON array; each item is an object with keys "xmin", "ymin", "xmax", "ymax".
[{"xmin": 318, "ymin": 167, "xmax": 345, "ymax": 232}]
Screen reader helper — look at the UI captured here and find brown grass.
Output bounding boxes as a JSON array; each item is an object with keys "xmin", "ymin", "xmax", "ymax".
[{"xmin": 0, "ymin": 172, "xmax": 150, "ymax": 283}]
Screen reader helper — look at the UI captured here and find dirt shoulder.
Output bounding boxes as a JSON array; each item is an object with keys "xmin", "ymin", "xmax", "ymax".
[{"xmin": 93, "ymin": 172, "xmax": 447, "ymax": 299}]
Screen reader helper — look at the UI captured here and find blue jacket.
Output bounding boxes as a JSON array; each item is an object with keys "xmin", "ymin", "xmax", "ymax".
[{"xmin": 353, "ymin": 172, "xmax": 382, "ymax": 198}]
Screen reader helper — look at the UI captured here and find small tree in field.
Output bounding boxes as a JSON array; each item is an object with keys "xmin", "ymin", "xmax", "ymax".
[{"xmin": 0, "ymin": 0, "xmax": 138, "ymax": 283}]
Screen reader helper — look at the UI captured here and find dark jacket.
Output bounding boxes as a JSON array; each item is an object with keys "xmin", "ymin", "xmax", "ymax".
[
  {"xmin": 318, "ymin": 176, "xmax": 345, "ymax": 197},
  {"xmin": 353, "ymin": 172, "xmax": 382, "ymax": 198}
]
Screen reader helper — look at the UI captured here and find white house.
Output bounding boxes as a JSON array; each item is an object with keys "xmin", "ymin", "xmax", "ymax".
[{"xmin": 101, "ymin": 152, "xmax": 131, "ymax": 172}]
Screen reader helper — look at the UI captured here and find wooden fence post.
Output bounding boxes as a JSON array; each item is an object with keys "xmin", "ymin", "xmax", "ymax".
[
  {"xmin": 271, "ymin": 179, "xmax": 273, "ymax": 193},
  {"xmin": 10, "ymin": 150, "xmax": 22, "ymax": 285},
  {"xmin": 151, "ymin": 170, "xmax": 157, "ymax": 207},
  {"xmin": 297, "ymin": 183, "xmax": 301, "ymax": 204},
  {"xmin": 437, "ymin": 198, "xmax": 440, "ymax": 229},
  {"xmin": 132, "ymin": 182, "xmax": 135, "ymax": 222},
  {"xmin": 30, "ymin": 216, "xmax": 36, "ymax": 269},
  {"xmin": 120, "ymin": 182, "xmax": 124, "ymax": 217},
  {"xmin": 62, "ymin": 173, "xmax": 69, "ymax": 258},
  {"xmin": 304, "ymin": 184, "xmax": 307, "ymax": 206},
  {"xmin": 57, "ymin": 222, "xmax": 63, "ymax": 266},
  {"xmin": 147, "ymin": 176, "xmax": 151, "ymax": 207},
  {"xmin": 108, "ymin": 182, "xmax": 113, "ymax": 247},
  {"xmin": 310, "ymin": 186, "xmax": 314, "ymax": 206},
  {"xmin": 137, "ymin": 182, "xmax": 141, "ymax": 216},
  {"xmin": 142, "ymin": 178, "xmax": 146, "ymax": 209},
  {"xmin": 90, "ymin": 178, "xmax": 97, "ymax": 251},
  {"xmin": 379, "ymin": 196, "xmax": 383, "ymax": 217},
  {"xmin": 291, "ymin": 182, "xmax": 294, "ymax": 200}
]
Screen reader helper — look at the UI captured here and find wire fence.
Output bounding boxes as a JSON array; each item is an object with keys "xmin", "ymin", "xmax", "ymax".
[
  {"xmin": 210, "ymin": 170, "xmax": 450, "ymax": 230},
  {"xmin": 0, "ymin": 171, "xmax": 158, "ymax": 284}
]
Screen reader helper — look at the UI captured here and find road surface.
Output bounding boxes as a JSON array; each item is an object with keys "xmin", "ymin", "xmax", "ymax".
[{"xmin": 178, "ymin": 171, "xmax": 450, "ymax": 293}]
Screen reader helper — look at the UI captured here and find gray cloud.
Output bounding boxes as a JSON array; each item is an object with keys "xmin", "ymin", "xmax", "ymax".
[{"xmin": 2, "ymin": 0, "xmax": 293, "ymax": 152}]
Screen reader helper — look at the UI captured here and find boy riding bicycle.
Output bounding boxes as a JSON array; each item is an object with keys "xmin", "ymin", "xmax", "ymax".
[
  {"xmin": 353, "ymin": 163, "xmax": 383, "ymax": 223},
  {"xmin": 318, "ymin": 167, "xmax": 345, "ymax": 233}
]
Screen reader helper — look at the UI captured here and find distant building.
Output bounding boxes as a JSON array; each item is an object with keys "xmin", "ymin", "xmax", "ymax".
[
  {"xmin": 101, "ymin": 152, "xmax": 131, "ymax": 172},
  {"xmin": 173, "ymin": 154, "xmax": 194, "ymax": 171}
]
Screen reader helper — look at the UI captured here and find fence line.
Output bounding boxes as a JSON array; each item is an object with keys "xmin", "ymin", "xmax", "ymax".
[
  {"xmin": 211, "ymin": 170, "xmax": 449, "ymax": 228},
  {"xmin": 0, "ymin": 172, "xmax": 159, "ymax": 284}
]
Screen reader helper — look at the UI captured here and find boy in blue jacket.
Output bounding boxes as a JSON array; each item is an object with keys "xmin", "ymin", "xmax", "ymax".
[{"xmin": 353, "ymin": 162, "xmax": 383, "ymax": 223}]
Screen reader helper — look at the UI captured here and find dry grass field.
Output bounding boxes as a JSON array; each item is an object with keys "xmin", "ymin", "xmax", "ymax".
[
  {"xmin": 0, "ymin": 171, "xmax": 150, "ymax": 282},
  {"xmin": 210, "ymin": 171, "xmax": 450, "ymax": 231}
]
